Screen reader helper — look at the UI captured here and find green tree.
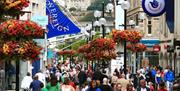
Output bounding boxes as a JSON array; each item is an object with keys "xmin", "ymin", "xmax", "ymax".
[
  {"xmin": 87, "ymin": 0, "xmax": 110, "ymax": 11},
  {"xmin": 69, "ymin": 7, "xmax": 77, "ymax": 12}
]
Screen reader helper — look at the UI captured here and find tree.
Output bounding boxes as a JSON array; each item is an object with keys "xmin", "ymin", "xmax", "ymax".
[
  {"xmin": 87, "ymin": 0, "xmax": 110, "ymax": 11},
  {"xmin": 69, "ymin": 7, "xmax": 77, "ymax": 12}
]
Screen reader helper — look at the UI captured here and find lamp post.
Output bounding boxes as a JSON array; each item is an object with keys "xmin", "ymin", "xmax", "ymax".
[
  {"xmin": 94, "ymin": 2, "xmax": 114, "ymax": 38},
  {"xmin": 85, "ymin": 23, "xmax": 96, "ymax": 70},
  {"xmin": 116, "ymin": 0, "xmax": 130, "ymax": 75}
]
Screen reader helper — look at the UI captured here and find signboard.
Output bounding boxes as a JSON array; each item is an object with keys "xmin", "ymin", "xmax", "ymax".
[
  {"xmin": 153, "ymin": 45, "xmax": 161, "ymax": 52},
  {"xmin": 140, "ymin": 39, "xmax": 160, "ymax": 47},
  {"xmin": 111, "ymin": 57, "xmax": 124, "ymax": 75},
  {"xmin": 142, "ymin": 0, "xmax": 166, "ymax": 17}
]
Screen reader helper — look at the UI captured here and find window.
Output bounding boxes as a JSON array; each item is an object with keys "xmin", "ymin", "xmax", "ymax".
[
  {"xmin": 154, "ymin": 18, "xmax": 159, "ymax": 20},
  {"xmin": 148, "ymin": 25, "xmax": 152, "ymax": 34},
  {"xmin": 136, "ymin": 14, "xmax": 139, "ymax": 25},
  {"xmin": 147, "ymin": 17, "xmax": 152, "ymax": 34},
  {"xmin": 148, "ymin": 21, "xmax": 151, "ymax": 24},
  {"xmin": 32, "ymin": 3, "xmax": 36, "ymax": 10}
]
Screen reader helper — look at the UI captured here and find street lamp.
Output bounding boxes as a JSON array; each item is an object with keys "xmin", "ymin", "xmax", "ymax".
[
  {"xmin": 85, "ymin": 24, "xmax": 92, "ymax": 41},
  {"xmin": 99, "ymin": 17, "xmax": 107, "ymax": 38},
  {"xmin": 128, "ymin": 19, "xmax": 136, "ymax": 28},
  {"xmin": 94, "ymin": 10, "xmax": 102, "ymax": 19},
  {"xmin": 93, "ymin": 2, "xmax": 114, "ymax": 38},
  {"xmin": 116, "ymin": 0, "xmax": 130, "ymax": 75},
  {"xmin": 106, "ymin": 3, "xmax": 114, "ymax": 13}
]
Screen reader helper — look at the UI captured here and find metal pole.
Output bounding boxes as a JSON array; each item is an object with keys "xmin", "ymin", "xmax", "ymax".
[
  {"xmin": 44, "ymin": 32, "xmax": 48, "ymax": 66},
  {"xmin": 173, "ymin": 38, "xmax": 176, "ymax": 74},
  {"xmin": 16, "ymin": 59, "xmax": 19, "ymax": 91},
  {"xmin": 124, "ymin": 3, "xmax": 127, "ymax": 75},
  {"xmin": 16, "ymin": 15, "xmax": 20, "ymax": 91},
  {"xmin": 70, "ymin": 42, "xmax": 72, "ymax": 68},
  {"xmin": 91, "ymin": 20, "xmax": 94, "ymax": 40},
  {"xmin": 102, "ymin": 2, "xmax": 106, "ymax": 38}
]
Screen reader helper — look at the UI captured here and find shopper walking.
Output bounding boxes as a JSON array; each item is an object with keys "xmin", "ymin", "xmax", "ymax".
[{"xmin": 21, "ymin": 72, "xmax": 33, "ymax": 91}]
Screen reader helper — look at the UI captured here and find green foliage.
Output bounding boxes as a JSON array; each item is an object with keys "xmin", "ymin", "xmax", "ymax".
[
  {"xmin": 56, "ymin": 38, "xmax": 87, "ymax": 50},
  {"xmin": 71, "ymin": 39, "xmax": 86, "ymax": 50},
  {"xmin": 80, "ymin": 12, "xmax": 94, "ymax": 21},
  {"xmin": 87, "ymin": 0, "xmax": 110, "ymax": 11},
  {"xmin": 69, "ymin": 7, "xmax": 77, "ymax": 12}
]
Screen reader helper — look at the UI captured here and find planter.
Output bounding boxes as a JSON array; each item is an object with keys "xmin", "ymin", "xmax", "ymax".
[
  {"xmin": 126, "ymin": 43, "xmax": 147, "ymax": 52},
  {"xmin": 113, "ymin": 29, "xmax": 142, "ymax": 43}
]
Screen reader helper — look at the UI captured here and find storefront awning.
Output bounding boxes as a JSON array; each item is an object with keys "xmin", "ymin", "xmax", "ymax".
[{"xmin": 140, "ymin": 39, "xmax": 160, "ymax": 47}]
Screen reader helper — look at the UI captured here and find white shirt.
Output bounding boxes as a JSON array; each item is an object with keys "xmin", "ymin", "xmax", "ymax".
[
  {"xmin": 55, "ymin": 72, "xmax": 61, "ymax": 81},
  {"xmin": 21, "ymin": 76, "xmax": 33, "ymax": 89},
  {"xmin": 141, "ymin": 88, "xmax": 147, "ymax": 91}
]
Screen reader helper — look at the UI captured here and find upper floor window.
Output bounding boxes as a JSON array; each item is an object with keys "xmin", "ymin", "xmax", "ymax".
[
  {"xmin": 147, "ymin": 16, "xmax": 152, "ymax": 34},
  {"xmin": 148, "ymin": 25, "xmax": 152, "ymax": 34}
]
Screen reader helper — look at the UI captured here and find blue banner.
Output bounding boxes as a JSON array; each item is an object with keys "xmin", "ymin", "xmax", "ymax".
[
  {"xmin": 46, "ymin": 0, "xmax": 80, "ymax": 38},
  {"xmin": 166, "ymin": 0, "xmax": 174, "ymax": 33},
  {"xmin": 32, "ymin": 60, "xmax": 40, "ymax": 77}
]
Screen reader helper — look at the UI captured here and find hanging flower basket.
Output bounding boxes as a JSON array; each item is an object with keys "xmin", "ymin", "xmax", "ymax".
[
  {"xmin": 0, "ymin": 19, "xmax": 44, "ymax": 40},
  {"xmin": 78, "ymin": 38, "xmax": 116, "ymax": 61},
  {"xmin": 90, "ymin": 38, "xmax": 115, "ymax": 50},
  {"xmin": 0, "ymin": 0, "xmax": 29, "ymax": 17},
  {"xmin": 78, "ymin": 44, "xmax": 91, "ymax": 53},
  {"xmin": 126, "ymin": 43, "xmax": 147, "ymax": 52},
  {"xmin": 57, "ymin": 50, "xmax": 76, "ymax": 56},
  {"xmin": 2, "ymin": 40, "xmax": 42, "ymax": 60},
  {"xmin": 4, "ymin": 0, "xmax": 29, "ymax": 10},
  {"xmin": 113, "ymin": 29, "xmax": 142, "ymax": 43}
]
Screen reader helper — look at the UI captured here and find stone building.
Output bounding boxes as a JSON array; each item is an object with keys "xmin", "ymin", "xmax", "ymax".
[
  {"xmin": 127, "ymin": 0, "xmax": 162, "ymax": 67},
  {"xmin": 127, "ymin": 0, "xmax": 180, "ymax": 76},
  {"xmin": 65, "ymin": 0, "xmax": 92, "ymax": 11}
]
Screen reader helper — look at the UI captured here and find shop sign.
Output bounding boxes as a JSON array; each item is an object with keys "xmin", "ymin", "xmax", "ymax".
[
  {"xmin": 142, "ymin": 0, "xmax": 166, "ymax": 16},
  {"xmin": 153, "ymin": 45, "xmax": 161, "ymax": 52}
]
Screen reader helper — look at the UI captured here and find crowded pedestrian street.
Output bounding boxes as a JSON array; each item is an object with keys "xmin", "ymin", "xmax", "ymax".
[{"xmin": 0, "ymin": 0, "xmax": 180, "ymax": 91}]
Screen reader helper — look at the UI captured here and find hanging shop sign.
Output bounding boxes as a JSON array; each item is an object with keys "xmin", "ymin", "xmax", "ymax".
[
  {"xmin": 142, "ymin": 0, "xmax": 166, "ymax": 17},
  {"xmin": 153, "ymin": 45, "xmax": 161, "ymax": 52}
]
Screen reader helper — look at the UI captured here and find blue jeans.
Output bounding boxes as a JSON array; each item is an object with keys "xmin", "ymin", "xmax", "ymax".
[{"xmin": 166, "ymin": 81, "xmax": 173, "ymax": 91}]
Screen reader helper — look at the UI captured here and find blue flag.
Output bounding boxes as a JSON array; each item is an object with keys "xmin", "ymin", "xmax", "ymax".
[
  {"xmin": 46, "ymin": 0, "xmax": 80, "ymax": 38},
  {"xmin": 166, "ymin": 0, "xmax": 174, "ymax": 33}
]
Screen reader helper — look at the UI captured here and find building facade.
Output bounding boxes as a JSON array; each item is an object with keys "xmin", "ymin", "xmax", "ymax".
[
  {"xmin": 127, "ymin": 0, "xmax": 180, "ymax": 75},
  {"xmin": 127, "ymin": 0, "xmax": 162, "ymax": 68},
  {"xmin": 65, "ymin": 0, "xmax": 92, "ymax": 11},
  {"xmin": 158, "ymin": 0, "xmax": 180, "ymax": 76},
  {"xmin": 174, "ymin": 0, "xmax": 180, "ymax": 75}
]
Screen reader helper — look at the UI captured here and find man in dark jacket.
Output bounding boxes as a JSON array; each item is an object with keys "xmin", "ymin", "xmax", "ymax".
[
  {"xmin": 137, "ymin": 79, "xmax": 150, "ymax": 91},
  {"xmin": 77, "ymin": 66, "xmax": 87, "ymax": 88},
  {"xmin": 30, "ymin": 75, "xmax": 44, "ymax": 91},
  {"xmin": 100, "ymin": 78, "xmax": 113, "ymax": 91}
]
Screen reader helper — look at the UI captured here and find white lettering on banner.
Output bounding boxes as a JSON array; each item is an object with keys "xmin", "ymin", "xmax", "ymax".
[
  {"xmin": 47, "ymin": 1, "xmax": 54, "ymax": 8},
  {"xmin": 46, "ymin": 1, "xmax": 69, "ymax": 32},
  {"xmin": 50, "ymin": 8, "xmax": 56, "ymax": 13}
]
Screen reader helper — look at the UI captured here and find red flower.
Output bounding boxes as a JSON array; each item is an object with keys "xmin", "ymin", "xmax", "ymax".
[
  {"xmin": 78, "ymin": 38, "xmax": 116, "ymax": 61},
  {"xmin": 0, "ymin": 20, "xmax": 44, "ymax": 39},
  {"xmin": 5, "ymin": 0, "xmax": 29, "ymax": 10},
  {"xmin": 126, "ymin": 43, "xmax": 147, "ymax": 52},
  {"xmin": 57, "ymin": 50, "xmax": 76, "ymax": 56},
  {"xmin": 113, "ymin": 29, "xmax": 142, "ymax": 43}
]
